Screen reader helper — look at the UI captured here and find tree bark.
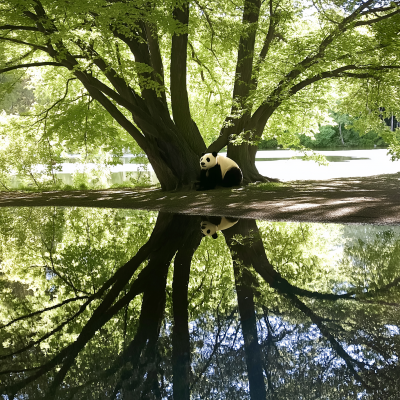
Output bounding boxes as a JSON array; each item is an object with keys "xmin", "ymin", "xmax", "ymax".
[
  {"xmin": 339, "ymin": 123, "xmax": 345, "ymax": 145},
  {"xmin": 227, "ymin": 142, "xmax": 279, "ymax": 183},
  {"xmin": 225, "ymin": 223, "xmax": 268, "ymax": 400},
  {"xmin": 232, "ymin": 263, "xmax": 267, "ymax": 400},
  {"xmin": 172, "ymin": 220, "xmax": 202, "ymax": 400}
]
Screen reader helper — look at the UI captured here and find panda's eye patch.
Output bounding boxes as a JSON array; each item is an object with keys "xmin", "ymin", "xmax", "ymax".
[
  {"xmin": 207, "ymin": 229, "xmax": 210, "ymax": 234},
  {"xmin": 206, "ymin": 157, "xmax": 210, "ymax": 162}
]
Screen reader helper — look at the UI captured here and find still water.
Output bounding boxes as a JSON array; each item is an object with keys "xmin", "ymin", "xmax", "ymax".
[
  {"xmin": 0, "ymin": 207, "xmax": 399, "ymax": 399},
  {"xmin": 255, "ymin": 149, "xmax": 400, "ymax": 181},
  {"xmin": 51, "ymin": 149, "xmax": 400, "ymax": 187}
]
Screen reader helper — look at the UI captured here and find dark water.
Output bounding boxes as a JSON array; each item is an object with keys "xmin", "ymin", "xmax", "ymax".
[{"xmin": 0, "ymin": 207, "xmax": 399, "ymax": 399}]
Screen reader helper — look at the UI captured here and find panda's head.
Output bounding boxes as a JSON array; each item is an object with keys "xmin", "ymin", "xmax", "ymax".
[
  {"xmin": 200, "ymin": 152, "xmax": 218, "ymax": 170},
  {"xmin": 200, "ymin": 221, "xmax": 218, "ymax": 239}
]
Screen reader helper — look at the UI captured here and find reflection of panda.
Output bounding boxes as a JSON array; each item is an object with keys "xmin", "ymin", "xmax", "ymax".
[
  {"xmin": 201, "ymin": 216, "xmax": 239, "ymax": 239},
  {"xmin": 197, "ymin": 152, "xmax": 242, "ymax": 191}
]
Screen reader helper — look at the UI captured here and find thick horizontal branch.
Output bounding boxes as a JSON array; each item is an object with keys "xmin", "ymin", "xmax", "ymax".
[
  {"xmin": 0, "ymin": 36, "xmax": 47, "ymax": 52},
  {"xmin": 360, "ymin": 4, "xmax": 400, "ymax": 15},
  {"xmin": 291, "ymin": 64, "xmax": 400, "ymax": 95},
  {"xmin": 355, "ymin": 8, "xmax": 400, "ymax": 27},
  {"xmin": 0, "ymin": 25, "xmax": 38, "ymax": 31},
  {"xmin": 0, "ymin": 62, "xmax": 63, "ymax": 74}
]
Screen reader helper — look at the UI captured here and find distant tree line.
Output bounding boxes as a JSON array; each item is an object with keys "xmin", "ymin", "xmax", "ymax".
[{"xmin": 259, "ymin": 111, "xmax": 398, "ymax": 150}]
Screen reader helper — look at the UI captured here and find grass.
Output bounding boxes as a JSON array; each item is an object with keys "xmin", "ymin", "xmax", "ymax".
[
  {"xmin": 0, "ymin": 181, "xmax": 159, "ymax": 193},
  {"xmin": 245, "ymin": 181, "xmax": 288, "ymax": 191}
]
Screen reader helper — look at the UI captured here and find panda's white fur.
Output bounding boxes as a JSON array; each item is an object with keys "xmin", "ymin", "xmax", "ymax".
[
  {"xmin": 200, "ymin": 153, "xmax": 239, "ymax": 179},
  {"xmin": 201, "ymin": 217, "xmax": 238, "ymax": 239}
]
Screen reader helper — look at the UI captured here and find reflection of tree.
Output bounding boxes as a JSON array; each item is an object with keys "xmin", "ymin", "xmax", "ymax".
[
  {"xmin": 1, "ymin": 212, "xmax": 203, "ymax": 399},
  {"xmin": 229, "ymin": 241, "xmax": 267, "ymax": 399},
  {"xmin": 224, "ymin": 219, "xmax": 400, "ymax": 398},
  {"xmin": 1, "ymin": 208, "xmax": 400, "ymax": 399}
]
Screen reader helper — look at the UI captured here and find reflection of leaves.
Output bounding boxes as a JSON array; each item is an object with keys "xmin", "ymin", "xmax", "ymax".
[
  {"xmin": 231, "ymin": 230, "xmax": 260, "ymax": 246},
  {"xmin": 341, "ymin": 227, "xmax": 400, "ymax": 295},
  {"xmin": 1, "ymin": 211, "xmax": 400, "ymax": 398},
  {"xmin": 0, "ymin": 206, "xmax": 156, "ymax": 386}
]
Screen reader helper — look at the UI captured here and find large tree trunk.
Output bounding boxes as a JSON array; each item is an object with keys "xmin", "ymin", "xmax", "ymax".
[{"xmin": 227, "ymin": 142, "xmax": 279, "ymax": 183}]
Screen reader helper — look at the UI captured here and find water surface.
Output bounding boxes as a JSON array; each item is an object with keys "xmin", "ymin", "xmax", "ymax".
[{"xmin": 1, "ymin": 207, "xmax": 399, "ymax": 399}]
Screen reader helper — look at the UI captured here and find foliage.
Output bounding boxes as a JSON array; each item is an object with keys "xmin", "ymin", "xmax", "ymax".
[
  {"xmin": 246, "ymin": 181, "xmax": 288, "ymax": 191},
  {"xmin": 1, "ymin": 0, "xmax": 400, "ymax": 188},
  {"xmin": 298, "ymin": 111, "xmax": 389, "ymax": 149}
]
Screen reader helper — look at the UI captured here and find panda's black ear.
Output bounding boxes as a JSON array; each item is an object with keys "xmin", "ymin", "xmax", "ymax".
[
  {"xmin": 212, "ymin": 233, "xmax": 218, "ymax": 239},
  {"xmin": 212, "ymin": 151, "xmax": 217, "ymax": 157},
  {"xmin": 201, "ymin": 152, "xmax": 206, "ymax": 156}
]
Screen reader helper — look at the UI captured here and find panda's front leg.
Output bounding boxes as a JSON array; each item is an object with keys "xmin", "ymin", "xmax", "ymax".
[
  {"xmin": 197, "ymin": 170, "xmax": 214, "ymax": 191},
  {"xmin": 197, "ymin": 170, "xmax": 206, "ymax": 191}
]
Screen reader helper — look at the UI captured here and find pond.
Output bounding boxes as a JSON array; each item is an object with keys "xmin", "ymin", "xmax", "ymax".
[
  {"xmin": 256, "ymin": 149, "xmax": 400, "ymax": 181},
  {"xmin": 24, "ymin": 148, "xmax": 400, "ymax": 189},
  {"xmin": 1, "ymin": 207, "xmax": 399, "ymax": 399}
]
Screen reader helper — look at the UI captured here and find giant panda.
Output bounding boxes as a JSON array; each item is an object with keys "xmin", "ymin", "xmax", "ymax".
[
  {"xmin": 197, "ymin": 152, "xmax": 242, "ymax": 191},
  {"xmin": 201, "ymin": 216, "xmax": 239, "ymax": 239}
]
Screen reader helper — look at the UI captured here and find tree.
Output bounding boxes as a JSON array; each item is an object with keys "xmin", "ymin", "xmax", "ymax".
[{"xmin": 1, "ymin": 0, "xmax": 400, "ymax": 189}]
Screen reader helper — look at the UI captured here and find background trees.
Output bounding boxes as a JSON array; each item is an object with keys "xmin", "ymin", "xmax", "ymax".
[{"xmin": 1, "ymin": 0, "xmax": 400, "ymax": 189}]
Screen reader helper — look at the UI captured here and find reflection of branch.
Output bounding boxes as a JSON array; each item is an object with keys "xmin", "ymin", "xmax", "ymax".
[
  {"xmin": 365, "ymin": 277, "xmax": 400, "ymax": 297},
  {"xmin": 0, "ymin": 295, "xmax": 88, "ymax": 329},
  {"xmin": 47, "ymin": 214, "xmax": 197, "ymax": 398},
  {"xmin": 287, "ymin": 292, "xmax": 375, "ymax": 391},
  {"xmin": 224, "ymin": 219, "xmax": 382, "ymax": 391},
  {"xmin": 0, "ymin": 296, "xmax": 92, "ymax": 363},
  {"xmin": 359, "ymin": 299, "xmax": 400, "ymax": 307},
  {"xmin": 190, "ymin": 308, "xmax": 236, "ymax": 391},
  {"xmin": 0, "ymin": 366, "xmax": 41, "ymax": 374}
]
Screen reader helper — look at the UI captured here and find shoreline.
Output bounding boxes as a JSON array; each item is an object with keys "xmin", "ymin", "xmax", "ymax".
[{"xmin": 0, "ymin": 173, "xmax": 399, "ymax": 225}]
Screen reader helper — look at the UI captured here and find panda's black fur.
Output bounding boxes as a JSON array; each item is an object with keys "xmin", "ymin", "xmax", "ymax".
[
  {"xmin": 201, "ymin": 216, "xmax": 239, "ymax": 239},
  {"xmin": 197, "ymin": 152, "xmax": 242, "ymax": 191}
]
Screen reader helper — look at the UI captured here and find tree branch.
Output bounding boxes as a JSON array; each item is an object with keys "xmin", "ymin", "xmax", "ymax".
[
  {"xmin": 170, "ymin": 2, "xmax": 205, "ymax": 153},
  {"xmin": 144, "ymin": 21, "xmax": 168, "ymax": 107},
  {"xmin": 0, "ymin": 36, "xmax": 47, "ymax": 52},
  {"xmin": 355, "ymin": 8, "xmax": 400, "ymax": 27},
  {"xmin": 211, "ymin": 0, "xmax": 262, "ymax": 152},
  {"xmin": 31, "ymin": 77, "xmax": 77, "ymax": 123},
  {"xmin": 0, "ymin": 62, "xmax": 63, "ymax": 74},
  {"xmin": 0, "ymin": 25, "xmax": 38, "ymax": 31},
  {"xmin": 0, "ymin": 296, "xmax": 92, "ymax": 363},
  {"xmin": 249, "ymin": 0, "xmax": 377, "ymax": 129},
  {"xmin": 252, "ymin": 0, "xmax": 278, "ymax": 89},
  {"xmin": 76, "ymin": 77, "xmax": 148, "ymax": 149}
]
